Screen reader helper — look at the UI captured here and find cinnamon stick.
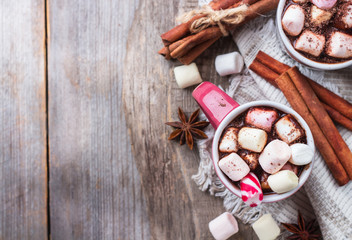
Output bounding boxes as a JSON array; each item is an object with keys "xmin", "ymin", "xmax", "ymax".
[
  {"xmin": 177, "ymin": 36, "xmax": 220, "ymax": 65},
  {"xmin": 161, "ymin": 15, "xmax": 204, "ymax": 46},
  {"xmin": 275, "ymin": 72, "xmax": 349, "ymax": 186},
  {"xmin": 170, "ymin": 27, "xmax": 223, "ymax": 59},
  {"xmin": 287, "ymin": 67, "xmax": 352, "ymax": 180},
  {"xmin": 161, "ymin": 0, "xmax": 241, "ymax": 46},
  {"xmin": 308, "ymin": 80, "xmax": 352, "ymax": 120},
  {"xmin": 255, "ymin": 51, "xmax": 352, "ymax": 121},
  {"xmin": 209, "ymin": 0, "xmax": 243, "ymax": 10},
  {"xmin": 323, "ymin": 103, "xmax": 352, "ymax": 131},
  {"xmin": 249, "ymin": 59, "xmax": 279, "ymax": 86}
]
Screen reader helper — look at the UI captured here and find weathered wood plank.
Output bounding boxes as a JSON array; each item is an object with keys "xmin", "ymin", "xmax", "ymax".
[
  {"xmin": 0, "ymin": 1, "xmax": 47, "ymax": 239},
  {"xmin": 122, "ymin": 0, "xmax": 257, "ymax": 238},
  {"xmin": 48, "ymin": 0, "xmax": 150, "ymax": 239}
]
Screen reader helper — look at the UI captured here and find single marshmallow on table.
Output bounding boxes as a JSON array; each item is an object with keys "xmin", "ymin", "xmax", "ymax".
[
  {"xmin": 311, "ymin": 0, "xmax": 337, "ymax": 10},
  {"xmin": 259, "ymin": 140, "xmax": 292, "ymax": 174},
  {"xmin": 311, "ymin": 5, "xmax": 333, "ymax": 26},
  {"xmin": 289, "ymin": 143, "xmax": 314, "ymax": 165},
  {"xmin": 295, "ymin": 30, "xmax": 326, "ymax": 57},
  {"xmin": 245, "ymin": 107, "xmax": 279, "ymax": 132},
  {"xmin": 238, "ymin": 127, "xmax": 267, "ymax": 153},
  {"xmin": 268, "ymin": 170, "xmax": 299, "ymax": 194},
  {"xmin": 218, "ymin": 153, "xmax": 250, "ymax": 182},
  {"xmin": 219, "ymin": 127, "xmax": 239, "ymax": 153},
  {"xmin": 173, "ymin": 63, "xmax": 202, "ymax": 88},
  {"xmin": 252, "ymin": 214, "xmax": 281, "ymax": 240},
  {"xmin": 240, "ymin": 173, "xmax": 263, "ymax": 207},
  {"xmin": 209, "ymin": 212, "xmax": 239, "ymax": 240},
  {"xmin": 275, "ymin": 115, "xmax": 305, "ymax": 144},
  {"xmin": 215, "ymin": 52, "xmax": 244, "ymax": 76},
  {"xmin": 335, "ymin": 3, "xmax": 352, "ymax": 30},
  {"xmin": 326, "ymin": 31, "xmax": 352, "ymax": 59},
  {"xmin": 282, "ymin": 5, "xmax": 305, "ymax": 36}
]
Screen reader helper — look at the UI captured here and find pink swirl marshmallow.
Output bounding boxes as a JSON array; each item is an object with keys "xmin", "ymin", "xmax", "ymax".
[{"xmin": 311, "ymin": 0, "xmax": 337, "ymax": 10}]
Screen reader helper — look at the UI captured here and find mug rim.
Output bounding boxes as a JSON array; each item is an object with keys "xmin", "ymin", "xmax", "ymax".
[
  {"xmin": 212, "ymin": 100, "xmax": 315, "ymax": 203},
  {"xmin": 276, "ymin": 0, "xmax": 352, "ymax": 71}
]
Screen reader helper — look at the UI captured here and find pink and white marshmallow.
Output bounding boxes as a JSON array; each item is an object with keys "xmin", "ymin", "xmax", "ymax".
[
  {"xmin": 218, "ymin": 153, "xmax": 250, "ymax": 182},
  {"xmin": 245, "ymin": 107, "xmax": 279, "ymax": 132},
  {"xmin": 238, "ymin": 127, "xmax": 267, "ymax": 153},
  {"xmin": 240, "ymin": 173, "xmax": 263, "ymax": 207},
  {"xmin": 311, "ymin": 0, "xmax": 337, "ymax": 10},
  {"xmin": 259, "ymin": 140, "xmax": 292, "ymax": 174},
  {"xmin": 252, "ymin": 214, "xmax": 281, "ymax": 240},
  {"xmin": 294, "ymin": 30, "xmax": 326, "ymax": 57},
  {"xmin": 219, "ymin": 127, "xmax": 239, "ymax": 153},
  {"xmin": 282, "ymin": 5, "xmax": 305, "ymax": 36},
  {"xmin": 209, "ymin": 212, "xmax": 239, "ymax": 240},
  {"xmin": 335, "ymin": 3, "xmax": 352, "ymax": 30},
  {"xmin": 326, "ymin": 31, "xmax": 352, "ymax": 59},
  {"xmin": 267, "ymin": 170, "xmax": 299, "ymax": 194},
  {"xmin": 275, "ymin": 115, "xmax": 305, "ymax": 144}
]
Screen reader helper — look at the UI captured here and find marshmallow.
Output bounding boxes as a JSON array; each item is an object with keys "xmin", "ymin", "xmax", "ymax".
[
  {"xmin": 289, "ymin": 143, "xmax": 314, "ymax": 165},
  {"xmin": 245, "ymin": 107, "xmax": 279, "ymax": 132},
  {"xmin": 219, "ymin": 127, "xmax": 239, "ymax": 153},
  {"xmin": 294, "ymin": 30, "xmax": 326, "ymax": 57},
  {"xmin": 218, "ymin": 153, "xmax": 250, "ymax": 182},
  {"xmin": 240, "ymin": 173, "xmax": 263, "ymax": 207},
  {"xmin": 293, "ymin": 0, "xmax": 307, "ymax": 3},
  {"xmin": 215, "ymin": 52, "xmax": 244, "ymax": 76},
  {"xmin": 275, "ymin": 115, "xmax": 305, "ymax": 144},
  {"xmin": 252, "ymin": 214, "xmax": 281, "ymax": 240},
  {"xmin": 259, "ymin": 140, "xmax": 292, "ymax": 174},
  {"xmin": 326, "ymin": 31, "xmax": 352, "ymax": 59},
  {"xmin": 174, "ymin": 63, "xmax": 202, "ymax": 88},
  {"xmin": 281, "ymin": 162, "xmax": 299, "ymax": 175},
  {"xmin": 311, "ymin": 0, "xmax": 337, "ymax": 10},
  {"xmin": 267, "ymin": 170, "xmax": 299, "ymax": 194},
  {"xmin": 311, "ymin": 5, "xmax": 333, "ymax": 26},
  {"xmin": 238, "ymin": 150, "xmax": 259, "ymax": 171},
  {"xmin": 238, "ymin": 127, "xmax": 267, "ymax": 153},
  {"xmin": 282, "ymin": 5, "xmax": 305, "ymax": 36},
  {"xmin": 209, "ymin": 212, "xmax": 239, "ymax": 240},
  {"xmin": 335, "ymin": 3, "xmax": 352, "ymax": 30}
]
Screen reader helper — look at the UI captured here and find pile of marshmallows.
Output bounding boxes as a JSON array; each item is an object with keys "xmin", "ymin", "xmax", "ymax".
[
  {"xmin": 209, "ymin": 212, "xmax": 281, "ymax": 240},
  {"xmin": 218, "ymin": 108, "xmax": 314, "ymax": 207},
  {"xmin": 282, "ymin": 0, "xmax": 352, "ymax": 59},
  {"xmin": 173, "ymin": 52, "xmax": 244, "ymax": 88}
]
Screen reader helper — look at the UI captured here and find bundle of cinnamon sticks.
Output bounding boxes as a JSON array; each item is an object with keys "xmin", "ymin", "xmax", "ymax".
[
  {"xmin": 249, "ymin": 51, "xmax": 352, "ymax": 186},
  {"xmin": 158, "ymin": 0, "xmax": 279, "ymax": 65}
]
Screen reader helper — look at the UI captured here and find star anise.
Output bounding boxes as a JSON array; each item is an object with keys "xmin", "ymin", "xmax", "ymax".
[
  {"xmin": 165, "ymin": 108, "xmax": 209, "ymax": 150},
  {"xmin": 282, "ymin": 211, "xmax": 321, "ymax": 240}
]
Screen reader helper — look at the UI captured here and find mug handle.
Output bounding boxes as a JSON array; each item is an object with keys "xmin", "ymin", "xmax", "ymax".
[{"xmin": 192, "ymin": 82, "xmax": 240, "ymax": 129}]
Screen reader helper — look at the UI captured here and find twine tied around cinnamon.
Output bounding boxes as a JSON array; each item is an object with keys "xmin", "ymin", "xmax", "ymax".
[{"xmin": 177, "ymin": 4, "xmax": 249, "ymax": 36}]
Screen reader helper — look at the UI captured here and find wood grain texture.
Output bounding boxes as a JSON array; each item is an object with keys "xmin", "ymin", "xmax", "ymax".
[
  {"xmin": 0, "ymin": 1, "xmax": 47, "ymax": 239},
  {"xmin": 47, "ymin": 0, "xmax": 150, "ymax": 239},
  {"xmin": 122, "ymin": 0, "xmax": 256, "ymax": 239}
]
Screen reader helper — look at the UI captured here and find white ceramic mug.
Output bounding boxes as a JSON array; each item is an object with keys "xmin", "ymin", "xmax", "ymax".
[
  {"xmin": 193, "ymin": 81, "xmax": 315, "ymax": 203},
  {"xmin": 276, "ymin": 0, "xmax": 352, "ymax": 70}
]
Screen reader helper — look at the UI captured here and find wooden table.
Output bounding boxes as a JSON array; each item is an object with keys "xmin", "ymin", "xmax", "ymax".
[{"xmin": 0, "ymin": 0, "xmax": 256, "ymax": 239}]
